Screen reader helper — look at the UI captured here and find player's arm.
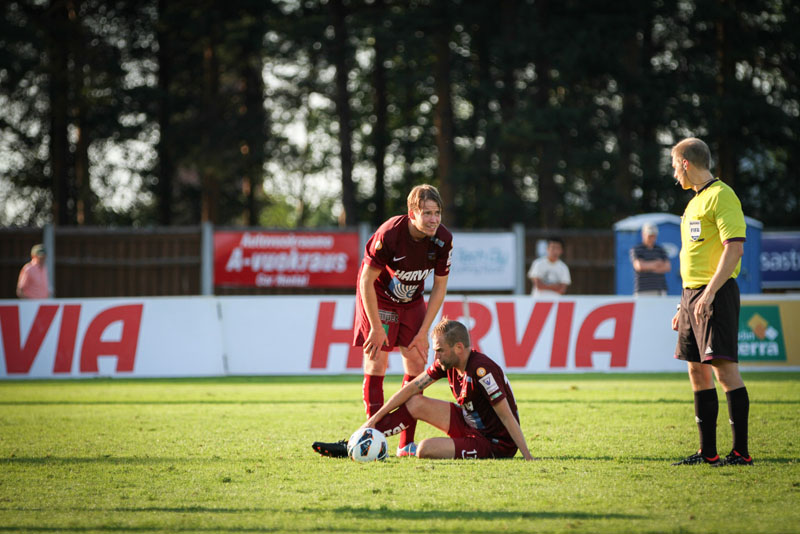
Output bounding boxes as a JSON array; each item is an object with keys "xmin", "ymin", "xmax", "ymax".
[
  {"xmin": 492, "ymin": 398, "xmax": 534, "ymax": 461},
  {"xmin": 363, "ymin": 373, "xmax": 436, "ymax": 429},
  {"xmin": 359, "ymin": 264, "xmax": 388, "ymax": 359},
  {"xmin": 407, "ymin": 274, "xmax": 449, "ymax": 363},
  {"xmin": 693, "ymin": 240, "xmax": 744, "ymax": 323}
]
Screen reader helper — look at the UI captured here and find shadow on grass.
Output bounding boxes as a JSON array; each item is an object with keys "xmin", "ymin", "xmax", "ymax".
[
  {"xmin": 2, "ymin": 398, "xmax": 797, "ymax": 406},
  {"xmin": 0, "ymin": 506, "xmax": 644, "ymax": 534},
  {"xmin": 0, "ymin": 400, "xmax": 358, "ymax": 406},
  {"xmin": 2, "ymin": 454, "xmax": 795, "ymax": 466}
]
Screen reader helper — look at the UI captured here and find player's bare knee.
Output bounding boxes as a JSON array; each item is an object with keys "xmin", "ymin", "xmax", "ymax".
[
  {"xmin": 405, "ymin": 394, "xmax": 424, "ymax": 414},
  {"xmin": 416, "ymin": 439, "xmax": 433, "ymax": 459}
]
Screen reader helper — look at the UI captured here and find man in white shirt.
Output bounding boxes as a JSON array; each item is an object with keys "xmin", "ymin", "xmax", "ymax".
[{"xmin": 528, "ymin": 237, "xmax": 571, "ymax": 297}]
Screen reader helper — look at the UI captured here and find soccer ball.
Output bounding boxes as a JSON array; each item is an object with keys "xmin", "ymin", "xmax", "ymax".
[{"xmin": 347, "ymin": 427, "xmax": 388, "ymax": 462}]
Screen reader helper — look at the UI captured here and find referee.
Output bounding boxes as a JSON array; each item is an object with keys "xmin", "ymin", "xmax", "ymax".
[{"xmin": 669, "ymin": 137, "xmax": 753, "ymax": 467}]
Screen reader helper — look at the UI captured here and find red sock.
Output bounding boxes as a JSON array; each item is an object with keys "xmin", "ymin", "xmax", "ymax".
[
  {"xmin": 362, "ymin": 374, "xmax": 384, "ymax": 417},
  {"xmin": 398, "ymin": 374, "xmax": 418, "ymax": 448},
  {"xmin": 375, "ymin": 404, "xmax": 414, "ymax": 437}
]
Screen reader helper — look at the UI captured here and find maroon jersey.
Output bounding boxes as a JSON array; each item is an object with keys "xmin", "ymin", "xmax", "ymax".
[
  {"xmin": 360, "ymin": 215, "xmax": 452, "ymax": 306},
  {"xmin": 426, "ymin": 350, "xmax": 520, "ymax": 445}
]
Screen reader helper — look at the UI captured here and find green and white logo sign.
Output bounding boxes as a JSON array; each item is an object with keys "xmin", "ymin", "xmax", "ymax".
[{"xmin": 738, "ymin": 306, "xmax": 786, "ymax": 361}]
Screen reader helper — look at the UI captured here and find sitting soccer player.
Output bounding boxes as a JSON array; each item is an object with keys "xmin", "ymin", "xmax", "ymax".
[{"xmin": 313, "ymin": 318, "xmax": 534, "ymax": 460}]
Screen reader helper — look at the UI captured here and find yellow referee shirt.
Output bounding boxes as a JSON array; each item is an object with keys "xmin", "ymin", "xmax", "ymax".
[{"xmin": 679, "ymin": 179, "xmax": 747, "ymax": 288}]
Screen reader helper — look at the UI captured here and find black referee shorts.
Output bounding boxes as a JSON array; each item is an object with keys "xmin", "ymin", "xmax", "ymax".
[{"xmin": 675, "ymin": 278, "xmax": 741, "ymax": 364}]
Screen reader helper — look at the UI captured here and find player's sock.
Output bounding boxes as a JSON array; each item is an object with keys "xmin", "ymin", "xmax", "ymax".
[
  {"xmin": 374, "ymin": 404, "xmax": 414, "ymax": 437},
  {"xmin": 726, "ymin": 386, "xmax": 750, "ymax": 458},
  {"xmin": 694, "ymin": 388, "xmax": 718, "ymax": 459},
  {"xmin": 363, "ymin": 374, "xmax": 384, "ymax": 417},
  {"xmin": 398, "ymin": 374, "xmax": 418, "ymax": 449}
]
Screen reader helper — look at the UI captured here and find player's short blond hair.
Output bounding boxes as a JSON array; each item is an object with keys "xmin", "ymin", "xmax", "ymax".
[
  {"xmin": 671, "ymin": 137, "xmax": 712, "ymax": 170},
  {"xmin": 407, "ymin": 184, "xmax": 443, "ymax": 213},
  {"xmin": 432, "ymin": 317, "xmax": 470, "ymax": 348}
]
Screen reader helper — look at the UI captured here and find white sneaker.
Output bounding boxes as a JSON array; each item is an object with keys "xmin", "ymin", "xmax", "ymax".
[{"xmin": 396, "ymin": 442, "xmax": 417, "ymax": 457}]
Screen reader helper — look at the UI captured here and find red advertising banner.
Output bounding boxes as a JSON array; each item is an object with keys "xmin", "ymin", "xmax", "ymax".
[{"xmin": 214, "ymin": 231, "xmax": 360, "ymax": 288}]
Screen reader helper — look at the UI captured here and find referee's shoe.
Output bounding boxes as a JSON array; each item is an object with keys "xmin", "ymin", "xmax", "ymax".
[
  {"xmin": 714, "ymin": 450, "xmax": 754, "ymax": 466},
  {"xmin": 671, "ymin": 450, "xmax": 721, "ymax": 466}
]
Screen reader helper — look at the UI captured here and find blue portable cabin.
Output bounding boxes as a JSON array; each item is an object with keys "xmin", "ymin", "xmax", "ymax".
[{"xmin": 614, "ymin": 213, "xmax": 762, "ymax": 295}]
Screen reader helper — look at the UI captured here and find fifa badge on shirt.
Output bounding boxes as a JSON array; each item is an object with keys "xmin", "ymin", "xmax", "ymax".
[{"xmin": 689, "ymin": 220, "xmax": 702, "ymax": 241}]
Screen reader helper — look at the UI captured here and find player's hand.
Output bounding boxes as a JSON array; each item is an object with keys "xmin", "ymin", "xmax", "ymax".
[
  {"xmin": 693, "ymin": 290, "xmax": 715, "ymax": 324},
  {"xmin": 364, "ymin": 327, "xmax": 388, "ymax": 360},
  {"xmin": 671, "ymin": 311, "xmax": 680, "ymax": 331},
  {"xmin": 406, "ymin": 332, "xmax": 429, "ymax": 366}
]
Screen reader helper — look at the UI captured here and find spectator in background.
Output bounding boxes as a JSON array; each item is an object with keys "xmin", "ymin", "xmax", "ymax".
[
  {"xmin": 630, "ymin": 223, "xmax": 671, "ymax": 296},
  {"xmin": 528, "ymin": 237, "xmax": 571, "ymax": 296},
  {"xmin": 16, "ymin": 244, "xmax": 52, "ymax": 299}
]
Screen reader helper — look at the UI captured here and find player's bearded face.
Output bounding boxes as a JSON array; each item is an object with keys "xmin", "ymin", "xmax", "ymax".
[
  {"xmin": 433, "ymin": 337, "xmax": 457, "ymax": 370},
  {"xmin": 410, "ymin": 199, "xmax": 442, "ymax": 237}
]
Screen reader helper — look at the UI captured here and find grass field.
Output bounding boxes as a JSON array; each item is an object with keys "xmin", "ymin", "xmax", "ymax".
[{"xmin": 1, "ymin": 372, "xmax": 799, "ymax": 534}]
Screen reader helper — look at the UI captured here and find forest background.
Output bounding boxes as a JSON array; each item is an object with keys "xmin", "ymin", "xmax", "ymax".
[{"xmin": 1, "ymin": 0, "xmax": 797, "ymax": 231}]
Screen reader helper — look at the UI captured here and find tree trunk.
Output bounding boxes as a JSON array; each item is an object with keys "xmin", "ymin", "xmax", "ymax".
[
  {"xmin": 241, "ymin": 18, "xmax": 267, "ymax": 227},
  {"xmin": 371, "ymin": 3, "xmax": 388, "ymax": 226},
  {"xmin": 48, "ymin": 0, "xmax": 71, "ymax": 226},
  {"xmin": 329, "ymin": 0, "xmax": 357, "ymax": 227},
  {"xmin": 534, "ymin": 0, "xmax": 558, "ymax": 229},
  {"xmin": 70, "ymin": 0, "xmax": 92, "ymax": 225},
  {"xmin": 497, "ymin": 0, "xmax": 519, "ymax": 226},
  {"xmin": 714, "ymin": 0, "xmax": 735, "ymax": 185},
  {"xmin": 156, "ymin": 0, "xmax": 174, "ymax": 225},
  {"xmin": 433, "ymin": 4, "xmax": 457, "ymax": 225},
  {"xmin": 201, "ymin": 34, "xmax": 220, "ymax": 224}
]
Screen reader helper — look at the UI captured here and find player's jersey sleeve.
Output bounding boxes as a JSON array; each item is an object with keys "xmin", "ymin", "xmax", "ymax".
[
  {"xmin": 473, "ymin": 360, "xmax": 508, "ymax": 406},
  {"xmin": 433, "ymin": 226, "xmax": 453, "ymax": 277},
  {"xmin": 426, "ymin": 361, "xmax": 447, "ymax": 381},
  {"xmin": 363, "ymin": 217, "xmax": 400, "ymax": 271}
]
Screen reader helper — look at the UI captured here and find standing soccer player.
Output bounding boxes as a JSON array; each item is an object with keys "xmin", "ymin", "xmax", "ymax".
[
  {"xmin": 314, "ymin": 184, "xmax": 452, "ymax": 458},
  {"xmin": 670, "ymin": 137, "xmax": 753, "ymax": 467}
]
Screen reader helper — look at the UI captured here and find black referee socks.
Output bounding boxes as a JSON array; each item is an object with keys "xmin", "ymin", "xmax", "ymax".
[
  {"xmin": 694, "ymin": 388, "xmax": 719, "ymax": 459},
  {"xmin": 726, "ymin": 387, "xmax": 750, "ymax": 458}
]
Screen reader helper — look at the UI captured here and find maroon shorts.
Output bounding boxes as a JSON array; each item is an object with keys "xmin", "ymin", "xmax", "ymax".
[
  {"xmin": 447, "ymin": 404, "xmax": 517, "ymax": 460},
  {"xmin": 675, "ymin": 278, "xmax": 741, "ymax": 363},
  {"xmin": 352, "ymin": 296, "xmax": 426, "ymax": 351}
]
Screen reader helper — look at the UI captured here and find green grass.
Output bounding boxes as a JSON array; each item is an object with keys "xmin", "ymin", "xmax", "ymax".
[{"xmin": 1, "ymin": 373, "xmax": 798, "ymax": 534}]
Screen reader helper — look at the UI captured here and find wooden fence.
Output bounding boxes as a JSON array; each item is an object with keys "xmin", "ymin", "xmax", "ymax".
[{"xmin": 0, "ymin": 226, "xmax": 616, "ymax": 298}]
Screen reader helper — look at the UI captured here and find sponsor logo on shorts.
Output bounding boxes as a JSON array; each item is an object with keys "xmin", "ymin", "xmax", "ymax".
[
  {"xmin": 738, "ymin": 306, "xmax": 787, "ymax": 361},
  {"xmin": 378, "ymin": 310, "xmax": 400, "ymax": 324}
]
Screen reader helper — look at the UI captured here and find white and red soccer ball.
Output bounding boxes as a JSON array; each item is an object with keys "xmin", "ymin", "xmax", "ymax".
[{"xmin": 347, "ymin": 427, "xmax": 388, "ymax": 462}]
